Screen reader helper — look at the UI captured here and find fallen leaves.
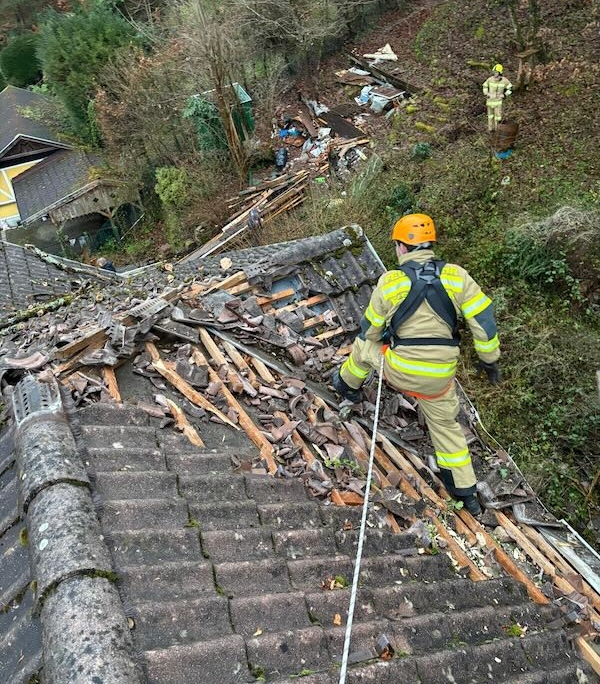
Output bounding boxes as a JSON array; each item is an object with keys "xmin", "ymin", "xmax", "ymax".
[{"xmin": 321, "ymin": 575, "xmax": 348, "ymax": 591}]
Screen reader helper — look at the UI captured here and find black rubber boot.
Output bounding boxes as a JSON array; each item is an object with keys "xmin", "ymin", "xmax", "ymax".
[
  {"xmin": 461, "ymin": 494, "xmax": 482, "ymax": 516},
  {"xmin": 331, "ymin": 369, "xmax": 363, "ymax": 404}
]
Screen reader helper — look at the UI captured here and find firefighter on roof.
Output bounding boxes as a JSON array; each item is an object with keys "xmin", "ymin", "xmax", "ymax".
[
  {"xmin": 332, "ymin": 214, "xmax": 501, "ymax": 515},
  {"xmin": 483, "ymin": 63, "xmax": 513, "ymax": 131}
]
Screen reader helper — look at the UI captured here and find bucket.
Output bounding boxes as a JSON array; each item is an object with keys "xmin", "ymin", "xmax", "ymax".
[{"xmin": 494, "ymin": 121, "xmax": 519, "ymax": 152}]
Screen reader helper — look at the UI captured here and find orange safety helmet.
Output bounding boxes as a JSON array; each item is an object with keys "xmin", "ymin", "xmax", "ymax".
[{"xmin": 391, "ymin": 213, "xmax": 436, "ymax": 245}]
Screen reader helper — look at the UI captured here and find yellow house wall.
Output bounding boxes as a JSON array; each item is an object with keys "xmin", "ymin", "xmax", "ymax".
[{"xmin": 0, "ymin": 160, "xmax": 41, "ymax": 222}]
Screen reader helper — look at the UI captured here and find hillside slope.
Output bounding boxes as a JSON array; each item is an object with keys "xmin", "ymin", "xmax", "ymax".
[{"xmin": 262, "ymin": 0, "xmax": 600, "ymax": 539}]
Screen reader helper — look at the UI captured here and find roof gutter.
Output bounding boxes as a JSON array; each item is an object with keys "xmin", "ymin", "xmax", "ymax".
[{"xmin": 12, "ymin": 375, "xmax": 143, "ymax": 684}]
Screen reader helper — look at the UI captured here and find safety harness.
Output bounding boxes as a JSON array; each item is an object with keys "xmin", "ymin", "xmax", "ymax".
[{"xmin": 387, "ymin": 259, "xmax": 460, "ymax": 347}]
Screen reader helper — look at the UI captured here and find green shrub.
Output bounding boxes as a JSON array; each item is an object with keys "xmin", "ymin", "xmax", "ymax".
[
  {"xmin": 154, "ymin": 166, "xmax": 191, "ymax": 250},
  {"xmin": 182, "ymin": 96, "xmax": 227, "ymax": 152},
  {"xmin": 411, "ymin": 142, "xmax": 432, "ymax": 160},
  {"xmin": 155, "ymin": 167, "xmax": 189, "ymax": 208},
  {"xmin": 386, "ymin": 183, "xmax": 417, "ymax": 220},
  {"xmin": 503, "ymin": 207, "xmax": 600, "ymax": 305},
  {"xmin": 0, "ymin": 34, "xmax": 41, "ymax": 87}
]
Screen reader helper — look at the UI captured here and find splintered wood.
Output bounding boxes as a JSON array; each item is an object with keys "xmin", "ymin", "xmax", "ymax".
[
  {"xmin": 180, "ymin": 170, "xmax": 309, "ymax": 262},
  {"xmin": 43, "ymin": 250, "xmax": 600, "ymax": 662},
  {"xmin": 164, "ymin": 397, "xmax": 205, "ymax": 448},
  {"xmin": 145, "ymin": 342, "xmax": 239, "ymax": 430},
  {"xmin": 193, "ymin": 346, "xmax": 277, "ymax": 475},
  {"xmin": 101, "ymin": 367, "xmax": 121, "ymax": 403}
]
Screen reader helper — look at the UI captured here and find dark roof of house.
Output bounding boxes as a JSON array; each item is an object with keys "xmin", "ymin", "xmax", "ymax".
[
  {"xmin": 0, "ymin": 242, "xmax": 123, "ymax": 363},
  {"xmin": 179, "ymin": 226, "xmax": 383, "ymax": 280},
  {"xmin": 0, "ymin": 86, "xmax": 64, "ymax": 158},
  {"xmin": 0, "ymin": 229, "xmax": 598, "ymax": 684},
  {"xmin": 0, "ymin": 241, "xmax": 97, "ymax": 318},
  {"xmin": 166, "ymin": 226, "xmax": 383, "ymax": 335},
  {"xmin": 12, "ymin": 148, "xmax": 102, "ymax": 221}
]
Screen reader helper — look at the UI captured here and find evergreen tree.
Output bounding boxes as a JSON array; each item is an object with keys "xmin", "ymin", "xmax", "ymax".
[
  {"xmin": 36, "ymin": 2, "xmax": 140, "ymax": 134},
  {"xmin": 0, "ymin": 34, "xmax": 41, "ymax": 87}
]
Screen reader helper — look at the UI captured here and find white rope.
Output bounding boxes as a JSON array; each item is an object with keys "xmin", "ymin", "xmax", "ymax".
[{"xmin": 338, "ymin": 352, "xmax": 386, "ymax": 684}]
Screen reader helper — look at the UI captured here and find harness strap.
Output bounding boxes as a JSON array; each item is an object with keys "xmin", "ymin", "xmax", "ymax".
[
  {"xmin": 388, "ymin": 259, "xmax": 459, "ymax": 347},
  {"xmin": 394, "ymin": 337, "xmax": 460, "ymax": 347}
]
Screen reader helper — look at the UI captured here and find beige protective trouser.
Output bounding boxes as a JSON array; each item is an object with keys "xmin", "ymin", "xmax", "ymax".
[
  {"xmin": 342, "ymin": 337, "xmax": 477, "ymax": 496},
  {"xmin": 487, "ymin": 100, "xmax": 503, "ymax": 131}
]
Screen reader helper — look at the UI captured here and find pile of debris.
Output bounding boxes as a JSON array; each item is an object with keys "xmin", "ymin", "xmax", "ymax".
[
  {"xmin": 32, "ymin": 279, "xmax": 600, "ymax": 642},
  {"xmin": 2, "ymin": 227, "xmax": 600, "ymax": 670},
  {"xmin": 181, "ymin": 170, "xmax": 311, "ymax": 261}
]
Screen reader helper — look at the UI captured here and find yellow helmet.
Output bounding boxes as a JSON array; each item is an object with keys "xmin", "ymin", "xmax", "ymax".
[
  {"xmin": 493, "ymin": 63, "xmax": 503, "ymax": 74},
  {"xmin": 391, "ymin": 214, "xmax": 436, "ymax": 245}
]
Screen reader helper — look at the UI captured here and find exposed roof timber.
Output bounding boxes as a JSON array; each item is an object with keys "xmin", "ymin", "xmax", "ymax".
[{"xmin": 0, "ymin": 134, "xmax": 72, "ymax": 160}]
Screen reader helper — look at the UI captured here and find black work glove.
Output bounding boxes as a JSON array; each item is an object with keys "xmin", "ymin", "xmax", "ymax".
[
  {"xmin": 478, "ymin": 360, "xmax": 501, "ymax": 385},
  {"xmin": 331, "ymin": 368, "xmax": 363, "ymax": 403}
]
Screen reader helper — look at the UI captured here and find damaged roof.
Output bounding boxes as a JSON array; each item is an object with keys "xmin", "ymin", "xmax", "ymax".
[
  {"xmin": 0, "ymin": 241, "xmax": 116, "ymax": 323},
  {"xmin": 1, "ymin": 227, "xmax": 599, "ymax": 684}
]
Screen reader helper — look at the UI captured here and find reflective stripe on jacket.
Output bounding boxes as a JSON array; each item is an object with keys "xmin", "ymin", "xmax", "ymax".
[{"xmin": 483, "ymin": 76, "xmax": 512, "ymax": 102}]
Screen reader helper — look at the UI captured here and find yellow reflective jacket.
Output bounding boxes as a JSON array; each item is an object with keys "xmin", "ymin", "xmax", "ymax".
[
  {"xmin": 361, "ymin": 249, "xmax": 500, "ymax": 365},
  {"xmin": 483, "ymin": 76, "xmax": 512, "ymax": 102}
]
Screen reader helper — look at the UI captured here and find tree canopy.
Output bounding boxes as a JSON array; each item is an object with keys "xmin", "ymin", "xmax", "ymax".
[
  {"xmin": 36, "ymin": 1, "xmax": 140, "ymax": 133},
  {"xmin": 0, "ymin": 33, "xmax": 41, "ymax": 87}
]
